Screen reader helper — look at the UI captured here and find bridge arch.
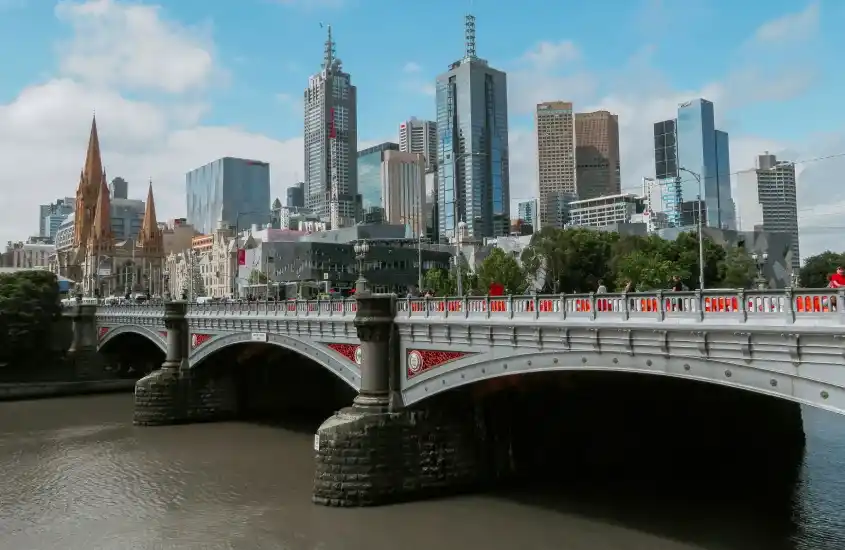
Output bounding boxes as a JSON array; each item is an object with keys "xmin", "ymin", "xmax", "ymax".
[
  {"xmin": 403, "ymin": 349, "xmax": 842, "ymax": 415},
  {"xmin": 98, "ymin": 324, "xmax": 167, "ymax": 354},
  {"xmin": 189, "ymin": 332, "xmax": 360, "ymax": 390}
]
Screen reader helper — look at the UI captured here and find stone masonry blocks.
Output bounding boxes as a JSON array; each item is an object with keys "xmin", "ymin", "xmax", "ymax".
[
  {"xmin": 313, "ymin": 405, "xmax": 482, "ymax": 507},
  {"xmin": 133, "ymin": 367, "xmax": 236, "ymax": 426}
]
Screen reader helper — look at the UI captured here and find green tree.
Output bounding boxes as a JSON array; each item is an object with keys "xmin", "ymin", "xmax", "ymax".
[
  {"xmin": 799, "ymin": 251, "xmax": 845, "ymax": 288},
  {"xmin": 0, "ymin": 270, "xmax": 61, "ymax": 366},
  {"xmin": 423, "ymin": 268, "xmax": 453, "ymax": 295},
  {"xmin": 720, "ymin": 245, "xmax": 757, "ymax": 289},
  {"xmin": 663, "ymin": 232, "xmax": 725, "ymax": 290},
  {"xmin": 475, "ymin": 248, "xmax": 527, "ymax": 294},
  {"xmin": 615, "ymin": 250, "xmax": 685, "ymax": 291},
  {"xmin": 521, "ymin": 227, "xmax": 615, "ymax": 293}
]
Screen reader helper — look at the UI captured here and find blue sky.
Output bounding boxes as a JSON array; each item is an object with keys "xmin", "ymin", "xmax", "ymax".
[{"xmin": 0, "ymin": 0, "xmax": 842, "ymax": 255}]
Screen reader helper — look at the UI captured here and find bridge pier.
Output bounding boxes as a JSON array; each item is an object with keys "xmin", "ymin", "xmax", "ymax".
[
  {"xmin": 67, "ymin": 301, "xmax": 107, "ymax": 378},
  {"xmin": 313, "ymin": 294, "xmax": 482, "ymax": 507},
  {"xmin": 133, "ymin": 301, "xmax": 235, "ymax": 426}
]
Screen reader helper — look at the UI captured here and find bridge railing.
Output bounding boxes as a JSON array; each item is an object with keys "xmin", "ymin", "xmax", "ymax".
[
  {"xmin": 186, "ymin": 299, "xmax": 358, "ymax": 317},
  {"xmin": 395, "ymin": 289, "xmax": 845, "ymax": 323}
]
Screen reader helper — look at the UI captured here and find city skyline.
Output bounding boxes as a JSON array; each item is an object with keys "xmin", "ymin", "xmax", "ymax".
[{"xmin": 0, "ymin": 0, "xmax": 840, "ymax": 256}]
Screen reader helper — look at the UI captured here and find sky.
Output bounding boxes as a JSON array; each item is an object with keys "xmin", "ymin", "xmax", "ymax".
[{"xmin": 0, "ymin": 0, "xmax": 843, "ymax": 257}]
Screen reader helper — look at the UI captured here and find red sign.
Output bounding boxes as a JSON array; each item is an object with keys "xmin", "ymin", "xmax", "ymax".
[
  {"xmin": 489, "ymin": 282, "xmax": 505, "ymax": 296},
  {"xmin": 237, "ymin": 249, "xmax": 246, "ymax": 266}
]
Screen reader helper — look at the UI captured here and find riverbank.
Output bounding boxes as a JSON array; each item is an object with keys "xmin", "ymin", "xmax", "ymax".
[{"xmin": 0, "ymin": 379, "xmax": 136, "ymax": 401}]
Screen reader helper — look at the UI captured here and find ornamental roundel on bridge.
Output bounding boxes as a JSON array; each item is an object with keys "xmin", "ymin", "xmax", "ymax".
[{"xmin": 406, "ymin": 350, "xmax": 474, "ymax": 378}]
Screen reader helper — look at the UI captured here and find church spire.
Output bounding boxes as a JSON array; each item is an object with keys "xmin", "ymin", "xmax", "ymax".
[
  {"xmin": 140, "ymin": 180, "xmax": 162, "ymax": 253},
  {"xmin": 89, "ymin": 177, "xmax": 112, "ymax": 250},
  {"xmin": 83, "ymin": 115, "xmax": 105, "ymax": 190}
]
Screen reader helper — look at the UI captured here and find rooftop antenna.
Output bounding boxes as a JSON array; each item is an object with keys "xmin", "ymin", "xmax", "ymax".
[
  {"xmin": 320, "ymin": 22, "xmax": 336, "ymax": 70},
  {"xmin": 464, "ymin": 13, "xmax": 476, "ymax": 59}
]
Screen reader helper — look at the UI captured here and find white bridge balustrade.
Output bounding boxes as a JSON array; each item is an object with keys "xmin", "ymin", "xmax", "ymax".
[{"xmin": 69, "ymin": 289, "xmax": 845, "ymax": 415}]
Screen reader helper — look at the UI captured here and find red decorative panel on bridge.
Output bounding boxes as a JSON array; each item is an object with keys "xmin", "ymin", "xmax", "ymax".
[
  {"xmin": 159, "ymin": 331, "xmax": 167, "ymax": 339},
  {"xmin": 98, "ymin": 327, "xmax": 109, "ymax": 340},
  {"xmin": 406, "ymin": 350, "xmax": 472, "ymax": 379},
  {"xmin": 326, "ymin": 343, "xmax": 361, "ymax": 365},
  {"xmin": 190, "ymin": 333, "xmax": 212, "ymax": 349}
]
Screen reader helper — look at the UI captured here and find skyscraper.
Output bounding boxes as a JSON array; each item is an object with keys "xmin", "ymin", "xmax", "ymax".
[
  {"xmin": 357, "ymin": 142, "xmax": 399, "ymax": 208},
  {"xmin": 436, "ymin": 14, "xmax": 510, "ymax": 240},
  {"xmin": 399, "ymin": 118, "xmax": 437, "ymax": 173},
  {"xmin": 185, "ymin": 157, "xmax": 271, "ymax": 235},
  {"xmin": 736, "ymin": 153, "xmax": 800, "ymax": 271},
  {"xmin": 286, "ymin": 182, "xmax": 305, "ymax": 208},
  {"xmin": 654, "ymin": 99, "xmax": 735, "ymax": 230},
  {"xmin": 575, "ymin": 110, "xmax": 621, "ymax": 200},
  {"xmin": 303, "ymin": 25, "xmax": 358, "ymax": 229},
  {"xmin": 381, "ymin": 150, "xmax": 426, "ymax": 237},
  {"xmin": 536, "ymin": 101, "xmax": 576, "ymax": 228}
]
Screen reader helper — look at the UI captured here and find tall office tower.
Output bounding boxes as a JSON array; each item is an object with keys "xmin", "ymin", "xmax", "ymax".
[
  {"xmin": 381, "ymin": 150, "xmax": 426, "ymax": 237},
  {"xmin": 186, "ymin": 157, "xmax": 271, "ymax": 235},
  {"xmin": 399, "ymin": 118, "xmax": 438, "ymax": 172},
  {"xmin": 575, "ymin": 110, "xmax": 621, "ymax": 200},
  {"xmin": 436, "ymin": 14, "xmax": 511, "ymax": 240},
  {"xmin": 736, "ymin": 153, "xmax": 800, "ymax": 271},
  {"xmin": 536, "ymin": 101, "xmax": 576, "ymax": 228},
  {"xmin": 654, "ymin": 99, "xmax": 735, "ymax": 230},
  {"xmin": 357, "ymin": 142, "xmax": 400, "ymax": 208},
  {"xmin": 286, "ymin": 182, "xmax": 305, "ymax": 208},
  {"xmin": 303, "ymin": 25, "xmax": 358, "ymax": 229}
]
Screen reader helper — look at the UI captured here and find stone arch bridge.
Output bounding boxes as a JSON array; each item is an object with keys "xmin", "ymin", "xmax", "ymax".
[{"xmin": 62, "ymin": 288, "xmax": 845, "ymax": 506}]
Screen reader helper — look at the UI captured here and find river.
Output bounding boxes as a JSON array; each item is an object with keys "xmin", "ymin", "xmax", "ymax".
[{"xmin": 0, "ymin": 394, "xmax": 843, "ymax": 550}]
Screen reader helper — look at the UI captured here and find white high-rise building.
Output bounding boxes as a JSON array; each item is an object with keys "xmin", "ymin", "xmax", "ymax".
[
  {"xmin": 736, "ymin": 153, "xmax": 800, "ymax": 271},
  {"xmin": 381, "ymin": 150, "xmax": 426, "ymax": 237},
  {"xmin": 399, "ymin": 118, "xmax": 437, "ymax": 173},
  {"xmin": 303, "ymin": 26, "xmax": 358, "ymax": 229}
]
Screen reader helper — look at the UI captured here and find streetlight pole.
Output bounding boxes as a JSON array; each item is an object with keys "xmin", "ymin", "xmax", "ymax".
[
  {"xmin": 354, "ymin": 240, "xmax": 370, "ymax": 295},
  {"xmin": 417, "ymin": 232, "xmax": 423, "ymax": 291},
  {"xmin": 679, "ymin": 167, "xmax": 706, "ymax": 290}
]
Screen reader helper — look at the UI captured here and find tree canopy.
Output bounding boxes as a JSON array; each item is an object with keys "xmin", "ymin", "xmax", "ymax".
[
  {"xmin": 799, "ymin": 251, "xmax": 845, "ymax": 289},
  {"xmin": 0, "ymin": 270, "xmax": 61, "ymax": 365}
]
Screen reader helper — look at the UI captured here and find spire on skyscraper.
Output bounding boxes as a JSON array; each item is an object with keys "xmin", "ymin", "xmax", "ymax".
[
  {"xmin": 322, "ymin": 23, "xmax": 337, "ymax": 70},
  {"xmin": 464, "ymin": 14, "xmax": 476, "ymax": 59}
]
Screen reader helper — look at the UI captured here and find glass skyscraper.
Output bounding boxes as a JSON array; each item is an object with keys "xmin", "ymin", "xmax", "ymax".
[
  {"xmin": 653, "ymin": 99, "xmax": 735, "ymax": 230},
  {"xmin": 436, "ymin": 14, "xmax": 510, "ymax": 240},
  {"xmin": 357, "ymin": 142, "xmax": 399, "ymax": 209},
  {"xmin": 186, "ymin": 157, "xmax": 271, "ymax": 235}
]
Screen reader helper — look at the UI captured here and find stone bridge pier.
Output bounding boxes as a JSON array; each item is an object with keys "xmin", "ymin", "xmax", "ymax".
[{"xmin": 133, "ymin": 301, "xmax": 236, "ymax": 425}]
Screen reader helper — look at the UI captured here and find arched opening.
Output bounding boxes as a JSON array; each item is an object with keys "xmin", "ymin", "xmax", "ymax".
[
  {"xmin": 195, "ymin": 343, "xmax": 356, "ymax": 431},
  {"xmin": 99, "ymin": 332, "xmax": 166, "ymax": 379},
  {"xmin": 423, "ymin": 370, "xmax": 806, "ymax": 546}
]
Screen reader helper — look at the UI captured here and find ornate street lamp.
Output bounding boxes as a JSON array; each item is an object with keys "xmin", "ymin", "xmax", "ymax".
[
  {"xmin": 751, "ymin": 252, "xmax": 769, "ymax": 290},
  {"xmin": 354, "ymin": 240, "xmax": 370, "ymax": 295}
]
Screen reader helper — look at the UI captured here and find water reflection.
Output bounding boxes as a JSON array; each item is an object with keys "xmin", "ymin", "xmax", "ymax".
[{"xmin": 0, "ymin": 395, "xmax": 843, "ymax": 550}]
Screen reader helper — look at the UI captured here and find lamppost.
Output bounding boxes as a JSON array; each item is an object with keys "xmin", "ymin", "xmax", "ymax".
[
  {"xmin": 354, "ymin": 240, "xmax": 370, "ymax": 295},
  {"xmin": 678, "ymin": 167, "xmax": 706, "ymax": 290},
  {"xmin": 451, "ymin": 254, "xmax": 464, "ymax": 296},
  {"xmin": 162, "ymin": 268, "xmax": 171, "ymax": 301},
  {"xmin": 751, "ymin": 252, "xmax": 768, "ymax": 290}
]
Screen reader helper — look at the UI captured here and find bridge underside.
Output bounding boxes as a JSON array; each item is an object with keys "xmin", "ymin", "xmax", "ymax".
[
  {"xmin": 314, "ymin": 370, "xmax": 806, "ymax": 507},
  {"xmin": 133, "ymin": 342, "xmax": 356, "ymax": 426}
]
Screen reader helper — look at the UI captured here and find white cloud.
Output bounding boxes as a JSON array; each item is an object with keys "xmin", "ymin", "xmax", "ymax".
[
  {"xmin": 1, "ymin": 0, "xmax": 840, "ymax": 262},
  {"xmin": 55, "ymin": 0, "xmax": 218, "ymax": 94},
  {"xmin": 403, "ymin": 62, "xmax": 422, "ymax": 74},
  {"xmin": 0, "ymin": 0, "xmax": 302, "ymax": 243},
  {"xmin": 754, "ymin": 2, "xmax": 819, "ymax": 43},
  {"xmin": 503, "ymin": 6, "xmax": 839, "ymax": 257}
]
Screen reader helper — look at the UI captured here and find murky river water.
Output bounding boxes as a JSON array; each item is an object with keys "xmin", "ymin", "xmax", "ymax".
[{"xmin": 1, "ymin": 394, "xmax": 844, "ymax": 550}]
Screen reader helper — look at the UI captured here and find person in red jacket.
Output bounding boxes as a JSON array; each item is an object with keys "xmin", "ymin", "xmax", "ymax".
[{"xmin": 829, "ymin": 266, "xmax": 845, "ymax": 288}]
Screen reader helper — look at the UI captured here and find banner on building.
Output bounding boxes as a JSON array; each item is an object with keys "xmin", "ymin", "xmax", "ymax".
[{"xmin": 237, "ymin": 249, "xmax": 246, "ymax": 266}]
